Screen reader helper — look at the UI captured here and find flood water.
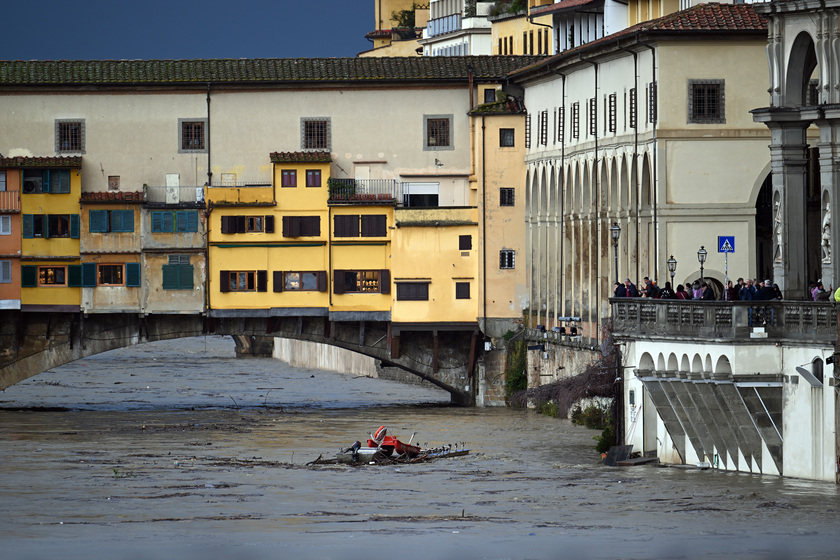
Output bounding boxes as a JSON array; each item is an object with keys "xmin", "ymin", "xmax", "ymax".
[{"xmin": 0, "ymin": 336, "xmax": 838, "ymax": 560}]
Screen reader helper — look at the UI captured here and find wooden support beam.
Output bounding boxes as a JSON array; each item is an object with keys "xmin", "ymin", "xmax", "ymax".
[
  {"xmin": 467, "ymin": 331, "xmax": 477, "ymax": 382},
  {"xmin": 329, "ymin": 320, "xmax": 336, "ymax": 340},
  {"xmin": 433, "ymin": 330, "xmax": 439, "ymax": 373},
  {"xmin": 323, "ymin": 316, "xmax": 330, "ymax": 338},
  {"xmin": 359, "ymin": 320, "xmax": 366, "ymax": 347}
]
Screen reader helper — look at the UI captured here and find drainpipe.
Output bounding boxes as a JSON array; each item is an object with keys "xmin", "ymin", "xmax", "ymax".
[
  {"xmin": 205, "ymin": 84, "xmax": 212, "ymax": 321},
  {"xmin": 619, "ymin": 40, "xmax": 639, "ymax": 287},
  {"xmin": 550, "ymin": 67, "xmax": 567, "ymax": 317},
  {"xmin": 579, "ymin": 53, "xmax": 600, "ymax": 331},
  {"xmin": 206, "ymin": 84, "xmax": 212, "ymax": 187},
  {"xmin": 481, "ymin": 114, "xmax": 487, "ymax": 338},
  {"xmin": 640, "ymin": 40, "xmax": 658, "ymax": 284}
]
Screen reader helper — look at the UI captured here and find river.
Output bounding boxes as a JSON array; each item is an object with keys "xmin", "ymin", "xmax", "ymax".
[{"xmin": 0, "ymin": 336, "xmax": 837, "ymax": 560}]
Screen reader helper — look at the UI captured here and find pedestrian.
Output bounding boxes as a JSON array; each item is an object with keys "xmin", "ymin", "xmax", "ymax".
[
  {"xmin": 721, "ymin": 280, "xmax": 737, "ymax": 301},
  {"xmin": 757, "ymin": 279, "xmax": 777, "ymax": 300},
  {"xmin": 623, "ymin": 278, "xmax": 639, "ymax": 297},
  {"xmin": 614, "ymin": 281, "xmax": 627, "ymax": 297},
  {"xmin": 675, "ymin": 284, "xmax": 689, "ymax": 300},
  {"xmin": 643, "ymin": 277, "xmax": 660, "ymax": 298},
  {"xmin": 701, "ymin": 282, "xmax": 716, "ymax": 300},
  {"xmin": 692, "ymin": 281, "xmax": 703, "ymax": 299},
  {"xmin": 659, "ymin": 281, "xmax": 675, "ymax": 299},
  {"xmin": 739, "ymin": 279, "xmax": 756, "ymax": 300}
]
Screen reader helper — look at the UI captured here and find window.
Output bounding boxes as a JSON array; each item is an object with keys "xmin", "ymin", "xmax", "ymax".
[
  {"xmin": 179, "ymin": 119, "xmax": 207, "ymax": 152},
  {"xmin": 247, "ymin": 216, "xmax": 264, "ymax": 233},
  {"xmin": 0, "ymin": 171, "xmax": 5, "ymax": 191},
  {"xmin": 282, "ymin": 216, "xmax": 320, "ymax": 237},
  {"xmin": 688, "ymin": 79, "xmax": 725, "ymax": 124},
  {"xmin": 56, "ymin": 119, "xmax": 84, "ymax": 153},
  {"xmin": 0, "ymin": 260, "xmax": 10, "ymax": 283},
  {"xmin": 500, "ymin": 188, "xmax": 515, "ymax": 207},
  {"xmin": 572, "ymin": 102, "xmax": 580, "ymax": 139},
  {"xmin": 277, "ymin": 271, "xmax": 327, "ymax": 292},
  {"xmin": 22, "ymin": 214, "xmax": 80, "ymax": 239},
  {"xmin": 360, "ymin": 215, "xmax": 387, "ymax": 237},
  {"xmin": 459, "ymin": 235, "xmax": 472, "ymax": 251},
  {"xmin": 39, "ymin": 266, "xmax": 66, "ymax": 286},
  {"xmin": 557, "ymin": 107, "xmax": 564, "ymax": 143},
  {"xmin": 162, "ymin": 255, "xmax": 193, "ymax": 290},
  {"xmin": 539, "ymin": 110, "xmax": 548, "ymax": 146},
  {"xmin": 282, "ymin": 170, "xmax": 297, "ymax": 187},
  {"xmin": 22, "ymin": 170, "xmax": 70, "ymax": 194},
  {"xmin": 525, "ymin": 113, "xmax": 531, "ymax": 149},
  {"xmin": 301, "ymin": 117, "xmax": 330, "ymax": 150},
  {"xmin": 648, "ymin": 82, "xmax": 657, "ymax": 124},
  {"xmin": 500, "ymin": 128, "xmax": 515, "ymax": 147},
  {"xmin": 455, "ymin": 282, "xmax": 470, "ymax": 299},
  {"xmin": 500, "ymin": 250, "xmax": 515, "ymax": 269},
  {"xmin": 334, "ymin": 215, "xmax": 360, "ymax": 237},
  {"xmin": 588, "ymin": 98, "xmax": 597, "ymax": 136},
  {"xmin": 152, "ymin": 210, "xmax": 199, "ymax": 233},
  {"xmin": 333, "ymin": 269, "xmax": 390, "ymax": 294},
  {"xmin": 629, "ymin": 88, "xmax": 637, "ymax": 129},
  {"xmin": 396, "ymin": 282, "xmax": 429, "ymax": 301},
  {"xmin": 0, "ymin": 215, "xmax": 10, "ymax": 235},
  {"xmin": 484, "ymin": 88, "xmax": 497, "ymax": 103},
  {"xmin": 608, "ymin": 93, "xmax": 617, "ymax": 133},
  {"xmin": 306, "ymin": 170, "xmax": 322, "ymax": 187},
  {"xmin": 98, "ymin": 264, "xmax": 124, "ymax": 286},
  {"xmin": 220, "ymin": 270, "xmax": 268, "ymax": 293},
  {"xmin": 424, "ymin": 115, "xmax": 453, "ymax": 150},
  {"xmin": 89, "ymin": 210, "xmax": 134, "ymax": 233},
  {"xmin": 402, "ymin": 183, "xmax": 439, "ymax": 208}
]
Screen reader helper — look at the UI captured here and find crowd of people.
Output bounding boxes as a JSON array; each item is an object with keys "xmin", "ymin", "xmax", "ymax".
[{"xmin": 612, "ymin": 276, "xmax": 796, "ymax": 301}]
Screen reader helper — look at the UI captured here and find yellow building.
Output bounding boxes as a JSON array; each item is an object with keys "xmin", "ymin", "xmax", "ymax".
[
  {"xmin": 361, "ymin": 1, "xmax": 429, "ymax": 57},
  {"xmin": 19, "ymin": 157, "xmax": 83, "ymax": 312},
  {"xmin": 0, "ymin": 159, "xmax": 23, "ymax": 309},
  {"xmin": 491, "ymin": 0, "xmax": 554, "ymax": 55}
]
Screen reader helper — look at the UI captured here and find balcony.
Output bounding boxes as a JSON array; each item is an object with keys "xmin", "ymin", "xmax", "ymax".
[
  {"xmin": 328, "ymin": 179, "xmax": 402, "ymax": 205},
  {"xmin": 427, "ymin": 13, "xmax": 462, "ymax": 37},
  {"xmin": 205, "ymin": 183, "xmax": 274, "ymax": 206},
  {"xmin": 394, "ymin": 206, "xmax": 478, "ymax": 227},
  {"xmin": 144, "ymin": 185, "xmax": 206, "ymax": 207},
  {"xmin": 611, "ymin": 299, "xmax": 837, "ymax": 345},
  {"xmin": 0, "ymin": 190, "xmax": 21, "ymax": 212}
]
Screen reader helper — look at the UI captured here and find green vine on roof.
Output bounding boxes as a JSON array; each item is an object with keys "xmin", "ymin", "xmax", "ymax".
[
  {"xmin": 392, "ymin": 3, "xmax": 418, "ymax": 29},
  {"xmin": 489, "ymin": 0, "xmax": 528, "ymax": 17}
]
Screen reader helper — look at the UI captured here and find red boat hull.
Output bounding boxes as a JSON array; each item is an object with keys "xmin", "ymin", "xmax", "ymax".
[{"xmin": 366, "ymin": 436, "xmax": 420, "ymax": 457}]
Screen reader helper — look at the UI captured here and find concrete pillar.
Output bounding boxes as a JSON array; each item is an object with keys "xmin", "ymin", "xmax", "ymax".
[
  {"xmin": 766, "ymin": 117, "xmax": 810, "ymax": 299},
  {"xmin": 815, "ymin": 114, "xmax": 840, "ymax": 291}
]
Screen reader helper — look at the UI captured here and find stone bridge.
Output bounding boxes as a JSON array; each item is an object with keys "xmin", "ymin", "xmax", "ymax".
[{"xmin": 0, "ymin": 311, "xmax": 480, "ymax": 405}]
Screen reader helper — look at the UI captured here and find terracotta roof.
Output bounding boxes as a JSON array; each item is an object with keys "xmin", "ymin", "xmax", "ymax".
[
  {"xmin": 0, "ymin": 56, "xmax": 544, "ymax": 86},
  {"xmin": 270, "ymin": 151, "xmax": 332, "ymax": 164},
  {"xmin": 510, "ymin": 3, "xmax": 767, "ymax": 79},
  {"xmin": 468, "ymin": 97, "xmax": 527, "ymax": 115},
  {"xmin": 530, "ymin": 0, "xmax": 600, "ymax": 16},
  {"xmin": 80, "ymin": 191, "xmax": 143, "ymax": 203},
  {"xmin": 0, "ymin": 156, "xmax": 82, "ymax": 168}
]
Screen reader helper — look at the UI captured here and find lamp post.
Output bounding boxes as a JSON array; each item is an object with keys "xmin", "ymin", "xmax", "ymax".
[
  {"xmin": 610, "ymin": 222, "xmax": 621, "ymax": 285},
  {"xmin": 667, "ymin": 255, "xmax": 677, "ymax": 288},
  {"xmin": 697, "ymin": 246, "xmax": 707, "ymax": 284}
]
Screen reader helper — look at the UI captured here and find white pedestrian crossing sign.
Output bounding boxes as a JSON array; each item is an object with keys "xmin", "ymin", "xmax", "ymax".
[{"xmin": 718, "ymin": 236, "xmax": 735, "ymax": 253}]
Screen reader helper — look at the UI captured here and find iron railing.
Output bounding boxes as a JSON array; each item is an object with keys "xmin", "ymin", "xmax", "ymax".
[{"xmin": 328, "ymin": 178, "xmax": 402, "ymax": 204}]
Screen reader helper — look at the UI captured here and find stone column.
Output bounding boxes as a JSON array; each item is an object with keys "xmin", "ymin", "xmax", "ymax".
[
  {"xmin": 765, "ymin": 116, "xmax": 810, "ymax": 299},
  {"xmin": 815, "ymin": 113, "xmax": 840, "ymax": 291}
]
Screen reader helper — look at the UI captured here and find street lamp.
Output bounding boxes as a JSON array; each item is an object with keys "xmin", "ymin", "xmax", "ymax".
[
  {"xmin": 697, "ymin": 246, "xmax": 707, "ymax": 284},
  {"xmin": 667, "ymin": 255, "xmax": 677, "ymax": 287},
  {"xmin": 610, "ymin": 222, "xmax": 621, "ymax": 285}
]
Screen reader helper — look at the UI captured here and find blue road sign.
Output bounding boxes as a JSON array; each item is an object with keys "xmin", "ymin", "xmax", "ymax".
[{"xmin": 718, "ymin": 236, "xmax": 735, "ymax": 253}]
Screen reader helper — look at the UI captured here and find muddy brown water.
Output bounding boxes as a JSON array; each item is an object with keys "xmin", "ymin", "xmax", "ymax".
[{"xmin": 0, "ymin": 336, "xmax": 838, "ymax": 560}]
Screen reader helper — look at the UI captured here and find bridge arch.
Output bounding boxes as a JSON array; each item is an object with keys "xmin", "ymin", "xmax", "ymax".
[{"xmin": 0, "ymin": 311, "xmax": 479, "ymax": 405}]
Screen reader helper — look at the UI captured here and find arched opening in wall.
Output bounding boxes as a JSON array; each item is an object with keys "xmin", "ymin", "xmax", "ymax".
[
  {"xmin": 755, "ymin": 173, "xmax": 773, "ymax": 281},
  {"xmin": 805, "ymin": 148, "xmax": 822, "ymax": 284},
  {"xmin": 609, "ymin": 158, "xmax": 619, "ymax": 213},
  {"xmin": 714, "ymin": 355, "xmax": 732, "ymax": 377},
  {"xmin": 784, "ymin": 31, "xmax": 818, "ymax": 106}
]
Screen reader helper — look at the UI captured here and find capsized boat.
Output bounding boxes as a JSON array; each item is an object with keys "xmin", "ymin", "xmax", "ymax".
[{"xmin": 335, "ymin": 426, "xmax": 420, "ymax": 463}]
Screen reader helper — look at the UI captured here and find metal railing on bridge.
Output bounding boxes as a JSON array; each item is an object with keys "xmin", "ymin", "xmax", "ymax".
[
  {"xmin": 144, "ymin": 185, "xmax": 205, "ymax": 205},
  {"xmin": 327, "ymin": 178, "xmax": 402, "ymax": 205},
  {"xmin": 610, "ymin": 298, "xmax": 838, "ymax": 345}
]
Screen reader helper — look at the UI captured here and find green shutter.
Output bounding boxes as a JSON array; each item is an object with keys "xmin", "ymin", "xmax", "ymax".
[
  {"xmin": 70, "ymin": 214, "xmax": 80, "ymax": 238},
  {"xmin": 162, "ymin": 264, "xmax": 177, "ymax": 289},
  {"xmin": 120, "ymin": 210, "xmax": 135, "ymax": 232},
  {"xmin": 67, "ymin": 265, "xmax": 82, "ymax": 287},
  {"xmin": 89, "ymin": 210, "xmax": 108, "ymax": 233},
  {"xmin": 176, "ymin": 211, "xmax": 197, "ymax": 232},
  {"xmin": 152, "ymin": 211, "xmax": 173, "ymax": 232},
  {"xmin": 42, "ymin": 171, "xmax": 50, "ymax": 193},
  {"xmin": 21, "ymin": 265, "xmax": 37, "ymax": 287},
  {"xmin": 22, "ymin": 214, "xmax": 34, "ymax": 238},
  {"xmin": 81, "ymin": 263, "xmax": 97, "ymax": 287},
  {"xmin": 125, "ymin": 263, "xmax": 141, "ymax": 287},
  {"xmin": 179, "ymin": 265, "xmax": 194, "ymax": 289}
]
